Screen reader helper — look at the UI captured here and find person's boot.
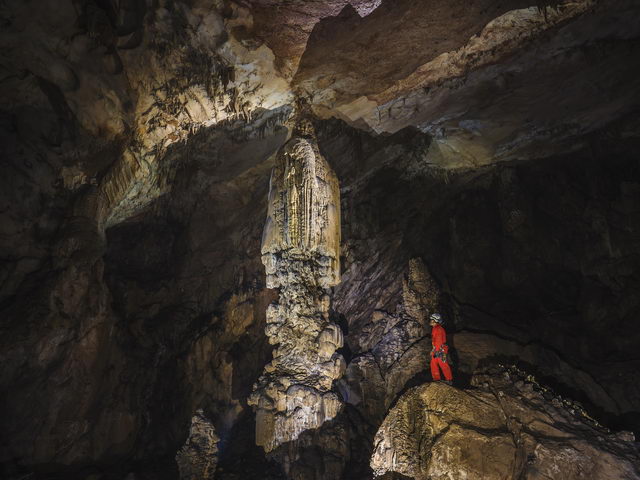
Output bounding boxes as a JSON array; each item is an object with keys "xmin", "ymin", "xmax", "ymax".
[{"xmin": 443, "ymin": 380, "xmax": 453, "ymax": 386}]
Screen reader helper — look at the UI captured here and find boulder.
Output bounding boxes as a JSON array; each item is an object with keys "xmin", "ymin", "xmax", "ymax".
[{"xmin": 371, "ymin": 371, "xmax": 640, "ymax": 479}]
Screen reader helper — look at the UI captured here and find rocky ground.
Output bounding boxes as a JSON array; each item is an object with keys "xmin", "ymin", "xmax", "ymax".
[{"xmin": 372, "ymin": 367, "xmax": 640, "ymax": 480}]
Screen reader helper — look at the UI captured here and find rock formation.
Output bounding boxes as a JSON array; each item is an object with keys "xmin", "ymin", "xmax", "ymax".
[
  {"xmin": 176, "ymin": 410, "xmax": 219, "ymax": 480},
  {"xmin": 339, "ymin": 258, "xmax": 438, "ymax": 422},
  {"xmin": 371, "ymin": 368, "xmax": 640, "ymax": 480},
  {"xmin": 2, "ymin": 1, "xmax": 640, "ymax": 479},
  {"xmin": 248, "ymin": 122, "xmax": 344, "ymax": 452}
]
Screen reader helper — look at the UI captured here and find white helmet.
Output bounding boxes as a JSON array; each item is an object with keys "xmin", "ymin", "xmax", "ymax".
[{"xmin": 429, "ymin": 313, "xmax": 443, "ymax": 324}]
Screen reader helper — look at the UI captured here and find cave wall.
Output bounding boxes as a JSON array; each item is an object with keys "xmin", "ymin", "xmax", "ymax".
[
  {"xmin": 326, "ymin": 118, "xmax": 640, "ymax": 441},
  {"xmin": 2, "ymin": 106, "xmax": 640, "ymax": 478},
  {"xmin": 237, "ymin": 118, "xmax": 640, "ymax": 479},
  {"xmin": 0, "ymin": 2, "xmax": 291, "ymax": 470},
  {"xmin": 0, "ymin": 98, "xmax": 287, "ymax": 478}
]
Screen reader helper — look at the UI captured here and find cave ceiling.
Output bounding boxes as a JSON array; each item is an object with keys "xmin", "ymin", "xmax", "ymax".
[
  {"xmin": 249, "ymin": 0, "xmax": 640, "ymax": 167},
  {"xmin": 2, "ymin": 0, "xmax": 639, "ymax": 225}
]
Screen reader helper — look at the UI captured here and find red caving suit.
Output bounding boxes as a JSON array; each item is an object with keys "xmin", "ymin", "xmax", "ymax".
[{"xmin": 430, "ymin": 324, "xmax": 453, "ymax": 381}]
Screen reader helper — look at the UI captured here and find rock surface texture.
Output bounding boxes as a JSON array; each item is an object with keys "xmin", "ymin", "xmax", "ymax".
[
  {"xmin": 176, "ymin": 410, "xmax": 219, "ymax": 480},
  {"xmin": 1, "ymin": 0, "xmax": 640, "ymax": 479},
  {"xmin": 248, "ymin": 125, "xmax": 344, "ymax": 452},
  {"xmin": 371, "ymin": 370, "xmax": 640, "ymax": 480}
]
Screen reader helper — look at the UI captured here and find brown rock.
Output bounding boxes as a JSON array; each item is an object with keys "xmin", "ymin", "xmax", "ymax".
[
  {"xmin": 176, "ymin": 409, "xmax": 219, "ymax": 480},
  {"xmin": 371, "ymin": 377, "xmax": 640, "ymax": 479}
]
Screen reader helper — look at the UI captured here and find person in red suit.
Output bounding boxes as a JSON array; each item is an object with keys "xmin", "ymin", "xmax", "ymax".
[{"xmin": 429, "ymin": 313, "xmax": 453, "ymax": 385}]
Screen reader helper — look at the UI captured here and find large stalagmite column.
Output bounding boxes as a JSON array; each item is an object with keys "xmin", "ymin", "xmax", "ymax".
[{"xmin": 248, "ymin": 121, "xmax": 344, "ymax": 452}]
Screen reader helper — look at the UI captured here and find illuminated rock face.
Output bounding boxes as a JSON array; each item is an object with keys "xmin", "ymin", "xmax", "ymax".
[
  {"xmin": 249, "ymin": 126, "xmax": 344, "ymax": 452},
  {"xmin": 261, "ymin": 131, "xmax": 341, "ymax": 287},
  {"xmin": 370, "ymin": 370, "xmax": 640, "ymax": 480}
]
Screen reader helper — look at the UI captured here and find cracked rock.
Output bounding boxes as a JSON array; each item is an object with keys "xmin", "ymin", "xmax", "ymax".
[{"xmin": 371, "ymin": 374, "xmax": 640, "ymax": 480}]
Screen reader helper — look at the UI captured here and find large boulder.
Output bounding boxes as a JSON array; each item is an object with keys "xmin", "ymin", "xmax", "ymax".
[{"xmin": 371, "ymin": 369, "xmax": 640, "ymax": 480}]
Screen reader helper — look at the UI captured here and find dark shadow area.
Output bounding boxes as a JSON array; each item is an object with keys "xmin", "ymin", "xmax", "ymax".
[
  {"xmin": 477, "ymin": 355, "xmax": 640, "ymax": 438},
  {"xmin": 445, "ymin": 330, "xmax": 473, "ymax": 389},
  {"xmin": 333, "ymin": 312, "xmax": 353, "ymax": 363},
  {"xmin": 1, "ymin": 454, "xmax": 179, "ymax": 480},
  {"xmin": 377, "ymin": 472, "xmax": 414, "ymax": 480},
  {"xmin": 216, "ymin": 411, "xmax": 285, "ymax": 480}
]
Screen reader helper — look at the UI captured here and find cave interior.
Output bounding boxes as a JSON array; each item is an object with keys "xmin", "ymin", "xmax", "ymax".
[{"xmin": 1, "ymin": 0, "xmax": 640, "ymax": 479}]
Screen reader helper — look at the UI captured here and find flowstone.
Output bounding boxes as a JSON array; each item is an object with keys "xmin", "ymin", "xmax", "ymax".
[{"xmin": 248, "ymin": 122, "xmax": 344, "ymax": 452}]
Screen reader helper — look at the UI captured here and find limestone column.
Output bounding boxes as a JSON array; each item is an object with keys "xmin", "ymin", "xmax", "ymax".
[{"xmin": 248, "ymin": 121, "xmax": 344, "ymax": 452}]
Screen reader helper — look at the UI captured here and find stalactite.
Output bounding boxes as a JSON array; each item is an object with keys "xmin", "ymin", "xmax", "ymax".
[{"xmin": 248, "ymin": 121, "xmax": 343, "ymax": 452}]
